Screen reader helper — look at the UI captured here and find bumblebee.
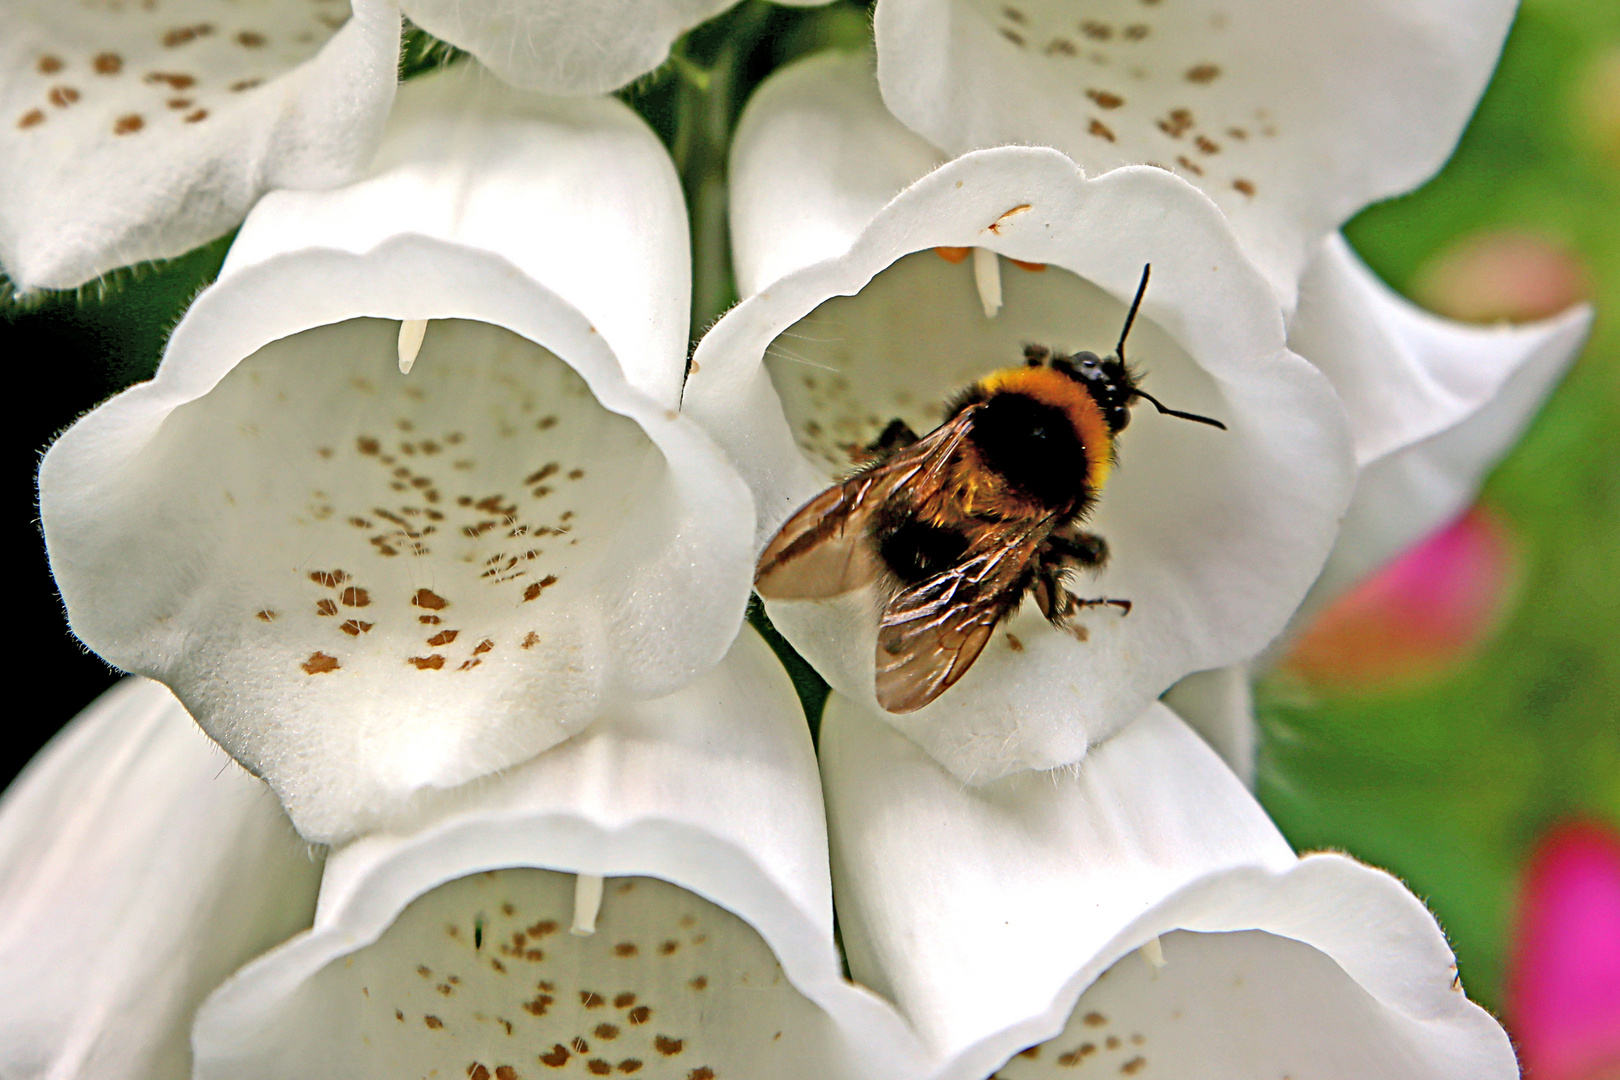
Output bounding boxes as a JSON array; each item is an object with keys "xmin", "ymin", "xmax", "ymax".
[{"xmin": 755, "ymin": 265, "xmax": 1225, "ymax": 713}]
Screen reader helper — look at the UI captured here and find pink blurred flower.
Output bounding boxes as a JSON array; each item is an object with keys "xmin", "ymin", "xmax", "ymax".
[
  {"xmin": 1282, "ymin": 503, "xmax": 1517, "ymax": 690},
  {"xmin": 1510, "ymin": 820, "xmax": 1620, "ymax": 1080},
  {"xmin": 1413, "ymin": 230, "xmax": 1588, "ymax": 324}
]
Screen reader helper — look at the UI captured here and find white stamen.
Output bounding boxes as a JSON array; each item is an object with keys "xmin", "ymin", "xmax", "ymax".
[
  {"xmin": 570, "ymin": 873, "xmax": 604, "ymax": 936},
  {"xmin": 397, "ymin": 319, "xmax": 428, "ymax": 374},
  {"xmin": 973, "ymin": 246, "xmax": 1003, "ymax": 319},
  {"xmin": 1139, "ymin": 934, "xmax": 1166, "ymax": 969}
]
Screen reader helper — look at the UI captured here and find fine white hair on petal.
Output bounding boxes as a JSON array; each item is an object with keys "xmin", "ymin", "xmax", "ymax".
[
  {"xmin": 874, "ymin": 0, "xmax": 1516, "ymax": 307},
  {"xmin": 688, "ymin": 53, "xmax": 1355, "ymax": 784},
  {"xmin": 38, "ymin": 66, "xmax": 755, "ymax": 844},
  {"xmin": 192, "ymin": 630, "xmax": 927, "ymax": 1080},
  {"xmin": 397, "ymin": 0, "xmax": 831, "ymax": 96},
  {"xmin": 0, "ymin": 678, "xmax": 321, "ymax": 1080},
  {"xmin": 0, "ymin": 0, "xmax": 399, "ymax": 291},
  {"xmin": 820, "ymin": 694, "xmax": 1519, "ymax": 1080}
]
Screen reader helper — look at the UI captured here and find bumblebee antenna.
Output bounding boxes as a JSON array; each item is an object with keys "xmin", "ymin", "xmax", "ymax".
[
  {"xmin": 1114, "ymin": 264, "xmax": 1152, "ymax": 361},
  {"xmin": 1132, "ymin": 388, "xmax": 1227, "ymax": 430}
]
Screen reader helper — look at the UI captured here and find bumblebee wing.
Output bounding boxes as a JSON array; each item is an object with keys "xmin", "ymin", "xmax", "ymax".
[
  {"xmin": 874, "ymin": 522, "xmax": 1045, "ymax": 713},
  {"xmin": 755, "ymin": 411, "xmax": 977, "ymax": 600}
]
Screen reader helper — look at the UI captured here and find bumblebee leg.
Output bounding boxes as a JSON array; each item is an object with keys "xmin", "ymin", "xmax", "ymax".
[
  {"xmin": 1033, "ymin": 530, "xmax": 1129, "ymax": 631},
  {"xmin": 869, "ymin": 418, "xmax": 920, "ymax": 453},
  {"xmin": 1069, "ymin": 595, "xmax": 1132, "ymax": 616},
  {"xmin": 1023, "ymin": 343, "xmax": 1052, "ymax": 367}
]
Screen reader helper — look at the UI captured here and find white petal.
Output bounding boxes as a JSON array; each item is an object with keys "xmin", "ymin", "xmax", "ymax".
[
  {"xmin": 689, "ymin": 55, "xmax": 1354, "ymax": 784},
  {"xmin": 1289, "ymin": 233, "xmax": 1592, "ymax": 614},
  {"xmin": 820, "ymin": 693, "xmax": 1517, "ymax": 1080},
  {"xmin": 1160, "ymin": 664, "xmax": 1255, "ymax": 785},
  {"xmin": 39, "ymin": 66, "xmax": 755, "ymax": 843},
  {"xmin": 874, "ymin": 0, "xmax": 1516, "ymax": 306},
  {"xmin": 191, "ymin": 629, "xmax": 925, "ymax": 1080},
  {"xmin": 0, "ymin": 679, "xmax": 321, "ymax": 1080},
  {"xmin": 397, "ymin": 0, "xmax": 829, "ymax": 96},
  {"xmin": 0, "ymin": 0, "xmax": 399, "ymax": 291}
]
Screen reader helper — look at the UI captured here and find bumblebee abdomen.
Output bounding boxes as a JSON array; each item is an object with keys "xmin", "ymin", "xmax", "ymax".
[{"xmin": 871, "ymin": 503, "xmax": 971, "ymax": 586}]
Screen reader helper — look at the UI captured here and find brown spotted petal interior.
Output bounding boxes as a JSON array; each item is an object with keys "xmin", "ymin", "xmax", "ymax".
[
  {"xmin": 191, "ymin": 632, "xmax": 926, "ymax": 1080},
  {"xmin": 875, "ymin": 0, "xmax": 1516, "ymax": 304},
  {"xmin": 818, "ymin": 695, "xmax": 1519, "ymax": 1080},
  {"xmin": 0, "ymin": 0, "xmax": 398, "ymax": 289}
]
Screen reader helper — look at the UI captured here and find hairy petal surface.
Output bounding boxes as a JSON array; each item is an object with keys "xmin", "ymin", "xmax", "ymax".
[
  {"xmin": 39, "ymin": 66, "xmax": 754, "ymax": 843},
  {"xmin": 192, "ymin": 630, "xmax": 925, "ymax": 1080},
  {"xmin": 689, "ymin": 54, "xmax": 1353, "ymax": 784},
  {"xmin": 0, "ymin": 679, "xmax": 321, "ymax": 1080},
  {"xmin": 0, "ymin": 0, "xmax": 399, "ymax": 290},
  {"xmin": 398, "ymin": 0, "xmax": 830, "ymax": 95},
  {"xmin": 821, "ymin": 693, "xmax": 1519, "ymax": 1080},
  {"xmin": 874, "ymin": 0, "xmax": 1514, "ymax": 305}
]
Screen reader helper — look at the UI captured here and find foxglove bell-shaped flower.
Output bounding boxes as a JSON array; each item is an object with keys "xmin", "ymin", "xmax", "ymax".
[
  {"xmin": 0, "ymin": 678, "xmax": 322, "ymax": 1080},
  {"xmin": 38, "ymin": 63, "xmax": 756, "ymax": 843},
  {"xmin": 189, "ymin": 629, "xmax": 926, "ymax": 1080},
  {"xmin": 685, "ymin": 51, "xmax": 1355, "ymax": 784},
  {"xmin": 873, "ymin": 0, "xmax": 1517, "ymax": 306},
  {"xmin": 820, "ymin": 691, "xmax": 1520, "ymax": 1080},
  {"xmin": 397, "ymin": 0, "xmax": 830, "ymax": 96},
  {"xmin": 1167, "ymin": 235, "xmax": 1591, "ymax": 779},
  {"xmin": 0, "ymin": 0, "xmax": 400, "ymax": 290}
]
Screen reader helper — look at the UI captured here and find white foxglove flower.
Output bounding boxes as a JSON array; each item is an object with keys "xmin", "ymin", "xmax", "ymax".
[
  {"xmin": 821, "ymin": 691, "xmax": 1519, "ymax": 1080},
  {"xmin": 1166, "ymin": 234, "xmax": 1592, "ymax": 780},
  {"xmin": 0, "ymin": 0, "xmax": 400, "ymax": 290},
  {"xmin": 686, "ymin": 52, "xmax": 1355, "ymax": 784},
  {"xmin": 38, "ymin": 63, "xmax": 755, "ymax": 843},
  {"xmin": 0, "ymin": 678, "xmax": 321, "ymax": 1080},
  {"xmin": 873, "ymin": 0, "xmax": 1516, "ymax": 306},
  {"xmin": 397, "ymin": 0, "xmax": 830, "ymax": 96},
  {"xmin": 189, "ymin": 629, "xmax": 926, "ymax": 1080}
]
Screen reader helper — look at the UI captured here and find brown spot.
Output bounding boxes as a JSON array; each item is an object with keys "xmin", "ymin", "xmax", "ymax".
[
  {"xmin": 654, "ymin": 1036, "xmax": 683, "ymax": 1056},
  {"xmin": 37, "ymin": 55, "xmax": 63, "ymax": 74},
  {"xmin": 396, "ymin": 1010, "xmax": 405, "ymax": 1022},
  {"xmin": 230, "ymin": 78, "xmax": 263, "ymax": 92},
  {"xmin": 256, "ymin": 609, "xmax": 276, "ymax": 622},
  {"xmin": 572, "ymin": 1038, "xmax": 591, "ymax": 1054},
  {"xmin": 113, "ymin": 113, "xmax": 144, "ymax": 135},
  {"xmin": 1080, "ymin": 20, "xmax": 1113, "ymax": 40},
  {"xmin": 1195, "ymin": 135, "xmax": 1220, "ymax": 154},
  {"xmin": 418, "ymin": 965, "xmax": 433, "ymax": 978},
  {"xmin": 1002, "ymin": 5, "xmax": 1027, "ymax": 23},
  {"xmin": 1185, "ymin": 63, "xmax": 1221, "ymax": 83},
  {"xmin": 310, "ymin": 570, "xmax": 348, "ymax": 588},
  {"xmin": 1176, "ymin": 155, "xmax": 1205, "ymax": 176},
  {"xmin": 1106, "ymin": 1036, "xmax": 1121, "ymax": 1050},
  {"xmin": 611, "ymin": 993, "xmax": 637, "ymax": 1009},
  {"xmin": 523, "ymin": 575, "xmax": 559, "ymax": 601},
  {"xmin": 567, "ymin": 468, "xmax": 584, "ymax": 480},
  {"xmin": 471, "ymin": 1067, "xmax": 491, "ymax": 1080},
  {"xmin": 358, "ymin": 436, "xmax": 380, "ymax": 455},
  {"xmin": 614, "ymin": 943, "xmax": 638, "ymax": 958},
  {"xmin": 688, "ymin": 1070, "xmax": 715, "ymax": 1080},
  {"xmin": 302, "ymin": 652, "xmax": 339, "ymax": 674},
  {"xmin": 999, "ymin": 27, "xmax": 1026, "ymax": 46},
  {"xmin": 1086, "ymin": 89, "xmax": 1123, "ymax": 109},
  {"xmin": 1057, "ymin": 1043, "xmax": 1098, "ymax": 1066},
  {"xmin": 617, "ymin": 1062, "xmax": 642, "ymax": 1075},
  {"xmin": 985, "ymin": 203, "xmax": 1032, "ymax": 233},
  {"xmin": 474, "ymin": 638, "xmax": 494, "ymax": 655},
  {"xmin": 496, "ymin": 1068, "xmax": 517, "ymax": 1080},
  {"xmin": 1122, "ymin": 24, "xmax": 1149, "ymax": 40},
  {"xmin": 627, "ymin": 1005, "xmax": 653, "ymax": 1025},
  {"xmin": 237, "ymin": 31, "xmax": 267, "ymax": 47},
  {"xmin": 413, "ymin": 588, "xmax": 449, "ymax": 610},
  {"xmin": 1019, "ymin": 1047, "xmax": 1041, "ymax": 1059},
  {"xmin": 1006, "ymin": 633, "xmax": 1025, "ymax": 652},
  {"xmin": 1157, "ymin": 108, "xmax": 1194, "ymax": 138},
  {"xmin": 660, "ymin": 940, "xmax": 679, "ymax": 956},
  {"xmin": 688, "ymin": 976, "xmax": 707, "ymax": 991},
  {"xmin": 587, "ymin": 1062, "xmax": 612, "ymax": 1077},
  {"xmin": 540, "ymin": 1046, "xmax": 570, "ymax": 1068},
  {"xmin": 162, "ymin": 26, "xmax": 200, "ymax": 46},
  {"xmin": 1232, "ymin": 178, "xmax": 1256, "ymax": 196},
  {"xmin": 1009, "ymin": 259, "xmax": 1046, "ymax": 272},
  {"xmin": 581, "ymin": 991, "xmax": 605, "ymax": 1009},
  {"xmin": 537, "ymin": 416, "xmax": 557, "ymax": 430},
  {"xmin": 523, "ymin": 994, "xmax": 553, "ymax": 1016},
  {"xmin": 1089, "ymin": 118, "xmax": 1116, "ymax": 142},
  {"xmin": 17, "ymin": 109, "xmax": 45, "ymax": 129},
  {"xmin": 531, "ymin": 920, "xmax": 559, "ymax": 937},
  {"xmin": 409, "ymin": 654, "xmax": 446, "ymax": 670},
  {"xmin": 166, "ymin": 97, "xmax": 193, "ymax": 109},
  {"xmin": 1121, "ymin": 1057, "xmax": 1146, "ymax": 1075},
  {"xmin": 337, "ymin": 586, "xmax": 369, "ymax": 607},
  {"xmin": 183, "ymin": 108, "xmax": 208, "ymax": 123},
  {"xmin": 525, "ymin": 464, "xmax": 560, "ymax": 484},
  {"xmin": 424, "ymin": 1016, "xmax": 444, "ymax": 1030},
  {"xmin": 524, "ymin": 949, "xmax": 543, "ymax": 961},
  {"xmin": 94, "ymin": 52, "xmax": 124, "ymax": 74},
  {"xmin": 316, "ymin": 599, "xmax": 339, "ymax": 617},
  {"xmin": 595, "ymin": 1024, "xmax": 620, "ymax": 1040},
  {"xmin": 339, "ymin": 620, "xmax": 373, "ymax": 636},
  {"xmin": 144, "ymin": 72, "xmax": 195, "ymax": 89},
  {"xmin": 48, "ymin": 86, "xmax": 80, "ymax": 107},
  {"xmin": 1083, "ymin": 1012, "xmax": 1107, "ymax": 1027},
  {"xmin": 427, "ymin": 629, "xmax": 460, "ymax": 646}
]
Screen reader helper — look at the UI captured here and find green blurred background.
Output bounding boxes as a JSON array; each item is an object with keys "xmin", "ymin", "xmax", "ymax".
[{"xmin": 2, "ymin": 0, "xmax": 1616, "ymax": 1024}]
